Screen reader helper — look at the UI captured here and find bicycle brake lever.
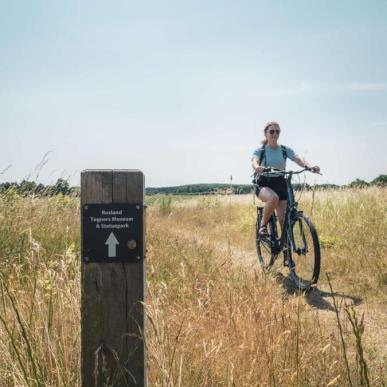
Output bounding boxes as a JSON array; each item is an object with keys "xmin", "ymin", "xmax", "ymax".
[
  {"xmin": 307, "ymin": 167, "xmax": 322, "ymax": 175},
  {"xmin": 311, "ymin": 169, "xmax": 323, "ymax": 175}
]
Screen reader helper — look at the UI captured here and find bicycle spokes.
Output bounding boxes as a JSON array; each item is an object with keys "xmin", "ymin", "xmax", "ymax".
[
  {"xmin": 288, "ymin": 214, "xmax": 321, "ymax": 290},
  {"xmin": 294, "ymin": 218, "xmax": 309, "ymax": 254},
  {"xmin": 256, "ymin": 217, "xmax": 276, "ymax": 270}
]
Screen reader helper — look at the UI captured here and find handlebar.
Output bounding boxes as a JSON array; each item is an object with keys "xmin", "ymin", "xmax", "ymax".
[{"xmin": 256, "ymin": 167, "xmax": 322, "ymax": 176}]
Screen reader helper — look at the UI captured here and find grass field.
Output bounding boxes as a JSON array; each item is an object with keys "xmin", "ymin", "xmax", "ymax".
[{"xmin": 0, "ymin": 187, "xmax": 386, "ymax": 386}]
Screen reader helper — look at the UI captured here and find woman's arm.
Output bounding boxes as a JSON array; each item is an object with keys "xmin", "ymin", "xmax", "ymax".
[{"xmin": 293, "ymin": 155, "xmax": 320, "ymax": 173}]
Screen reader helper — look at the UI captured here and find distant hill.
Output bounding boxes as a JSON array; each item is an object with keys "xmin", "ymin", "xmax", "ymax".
[
  {"xmin": 0, "ymin": 175, "xmax": 385, "ymax": 196},
  {"xmin": 144, "ymin": 182, "xmax": 341, "ymax": 195},
  {"xmin": 145, "ymin": 183, "xmax": 252, "ymax": 195}
]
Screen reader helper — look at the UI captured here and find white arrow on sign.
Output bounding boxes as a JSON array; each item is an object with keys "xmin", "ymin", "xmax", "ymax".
[{"xmin": 105, "ymin": 232, "xmax": 119, "ymax": 257}]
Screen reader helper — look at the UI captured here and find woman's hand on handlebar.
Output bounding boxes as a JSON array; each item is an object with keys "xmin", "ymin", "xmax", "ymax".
[
  {"xmin": 254, "ymin": 166, "xmax": 266, "ymax": 174},
  {"xmin": 255, "ymin": 166, "xmax": 281, "ymax": 174}
]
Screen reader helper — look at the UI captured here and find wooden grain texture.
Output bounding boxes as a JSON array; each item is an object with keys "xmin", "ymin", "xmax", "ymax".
[{"xmin": 81, "ymin": 170, "xmax": 146, "ymax": 387}]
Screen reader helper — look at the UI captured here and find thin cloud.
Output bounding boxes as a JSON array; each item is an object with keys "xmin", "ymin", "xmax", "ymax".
[
  {"xmin": 348, "ymin": 82, "xmax": 387, "ymax": 91},
  {"xmin": 273, "ymin": 82, "xmax": 318, "ymax": 97},
  {"xmin": 272, "ymin": 81, "xmax": 387, "ymax": 97}
]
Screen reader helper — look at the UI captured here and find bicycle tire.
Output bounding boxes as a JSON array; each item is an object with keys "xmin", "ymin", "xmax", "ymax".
[
  {"xmin": 286, "ymin": 213, "xmax": 321, "ymax": 290},
  {"xmin": 256, "ymin": 211, "xmax": 276, "ymax": 271}
]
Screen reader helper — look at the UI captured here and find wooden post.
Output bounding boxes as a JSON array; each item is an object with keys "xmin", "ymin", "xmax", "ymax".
[{"xmin": 81, "ymin": 170, "xmax": 146, "ymax": 387}]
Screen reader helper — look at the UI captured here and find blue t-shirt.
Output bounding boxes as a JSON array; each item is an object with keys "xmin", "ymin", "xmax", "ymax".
[{"xmin": 252, "ymin": 145, "xmax": 297, "ymax": 176}]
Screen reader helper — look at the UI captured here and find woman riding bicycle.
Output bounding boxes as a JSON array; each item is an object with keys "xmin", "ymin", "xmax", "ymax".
[{"xmin": 252, "ymin": 121, "xmax": 320, "ymax": 237}]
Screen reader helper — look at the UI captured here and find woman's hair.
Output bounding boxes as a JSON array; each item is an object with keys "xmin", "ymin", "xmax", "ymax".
[{"xmin": 261, "ymin": 121, "xmax": 280, "ymax": 144}]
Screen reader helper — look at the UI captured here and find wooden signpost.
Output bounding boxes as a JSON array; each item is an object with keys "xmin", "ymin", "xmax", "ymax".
[{"xmin": 81, "ymin": 170, "xmax": 146, "ymax": 387}]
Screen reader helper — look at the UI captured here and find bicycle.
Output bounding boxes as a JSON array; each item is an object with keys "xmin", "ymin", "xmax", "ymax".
[{"xmin": 254, "ymin": 168, "xmax": 321, "ymax": 291}]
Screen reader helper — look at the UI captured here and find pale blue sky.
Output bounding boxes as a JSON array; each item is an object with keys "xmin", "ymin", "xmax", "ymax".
[{"xmin": 1, "ymin": 0, "xmax": 386, "ymax": 186}]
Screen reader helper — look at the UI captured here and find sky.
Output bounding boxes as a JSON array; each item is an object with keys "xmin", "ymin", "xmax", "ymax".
[{"xmin": 1, "ymin": 0, "xmax": 386, "ymax": 187}]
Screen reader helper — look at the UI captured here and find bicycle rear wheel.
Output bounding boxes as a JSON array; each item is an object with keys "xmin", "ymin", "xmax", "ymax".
[
  {"xmin": 256, "ymin": 210, "xmax": 276, "ymax": 271},
  {"xmin": 287, "ymin": 213, "xmax": 321, "ymax": 290}
]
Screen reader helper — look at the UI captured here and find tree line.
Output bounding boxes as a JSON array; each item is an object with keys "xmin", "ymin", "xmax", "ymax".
[
  {"xmin": 0, "ymin": 175, "xmax": 385, "ymax": 197},
  {"xmin": 0, "ymin": 179, "xmax": 79, "ymax": 196}
]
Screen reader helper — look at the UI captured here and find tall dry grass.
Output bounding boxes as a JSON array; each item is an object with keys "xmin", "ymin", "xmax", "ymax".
[
  {"xmin": 0, "ymin": 190, "xmax": 80, "ymax": 386},
  {"xmin": 0, "ymin": 187, "xmax": 386, "ymax": 386}
]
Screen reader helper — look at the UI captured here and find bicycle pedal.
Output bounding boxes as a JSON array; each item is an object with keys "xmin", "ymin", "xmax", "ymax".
[{"xmin": 284, "ymin": 259, "xmax": 295, "ymax": 268}]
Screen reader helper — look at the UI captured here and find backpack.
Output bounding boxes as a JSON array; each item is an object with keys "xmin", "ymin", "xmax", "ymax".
[{"xmin": 258, "ymin": 144, "xmax": 288, "ymax": 166}]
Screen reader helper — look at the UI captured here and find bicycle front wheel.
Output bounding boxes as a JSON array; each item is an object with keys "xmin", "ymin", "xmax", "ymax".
[{"xmin": 287, "ymin": 213, "xmax": 321, "ymax": 290}]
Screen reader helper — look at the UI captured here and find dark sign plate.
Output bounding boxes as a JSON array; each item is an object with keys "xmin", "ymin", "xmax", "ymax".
[{"xmin": 82, "ymin": 203, "xmax": 143, "ymax": 263}]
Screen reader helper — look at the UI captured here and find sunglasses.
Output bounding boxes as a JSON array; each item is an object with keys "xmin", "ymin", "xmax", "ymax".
[{"xmin": 268, "ymin": 129, "xmax": 280, "ymax": 135}]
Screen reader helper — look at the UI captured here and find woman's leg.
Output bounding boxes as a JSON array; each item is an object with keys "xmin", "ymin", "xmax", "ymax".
[
  {"xmin": 258, "ymin": 187, "xmax": 279, "ymax": 226},
  {"xmin": 276, "ymin": 200, "xmax": 288, "ymax": 230}
]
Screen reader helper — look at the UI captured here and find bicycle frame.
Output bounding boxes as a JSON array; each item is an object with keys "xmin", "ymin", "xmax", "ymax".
[
  {"xmin": 278, "ymin": 173, "xmax": 299, "ymax": 254},
  {"xmin": 258, "ymin": 170, "xmax": 308, "ymax": 260}
]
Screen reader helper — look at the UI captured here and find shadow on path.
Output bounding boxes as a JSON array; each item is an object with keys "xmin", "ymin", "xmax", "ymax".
[{"xmin": 274, "ymin": 272, "xmax": 363, "ymax": 311}]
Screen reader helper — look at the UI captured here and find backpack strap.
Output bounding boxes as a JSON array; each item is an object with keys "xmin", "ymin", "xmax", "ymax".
[
  {"xmin": 258, "ymin": 144, "xmax": 266, "ymax": 166},
  {"xmin": 281, "ymin": 145, "xmax": 287, "ymax": 160}
]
